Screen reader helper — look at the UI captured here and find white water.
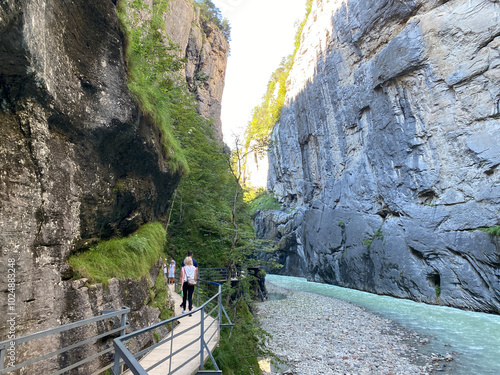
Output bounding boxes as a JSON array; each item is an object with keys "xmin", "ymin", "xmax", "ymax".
[{"xmin": 267, "ymin": 275, "xmax": 500, "ymax": 375}]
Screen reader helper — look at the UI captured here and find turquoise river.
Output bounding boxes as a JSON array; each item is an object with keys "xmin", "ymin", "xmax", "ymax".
[{"xmin": 266, "ymin": 274, "xmax": 500, "ymax": 375}]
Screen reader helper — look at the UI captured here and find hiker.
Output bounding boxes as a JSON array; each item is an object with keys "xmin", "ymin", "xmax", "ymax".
[
  {"xmin": 163, "ymin": 262, "xmax": 167, "ymax": 282},
  {"xmin": 180, "ymin": 257, "xmax": 197, "ymax": 315},
  {"xmin": 167, "ymin": 259, "xmax": 175, "ymax": 285},
  {"xmin": 181, "ymin": 250, "xmax": 198, "ymax": 268}
]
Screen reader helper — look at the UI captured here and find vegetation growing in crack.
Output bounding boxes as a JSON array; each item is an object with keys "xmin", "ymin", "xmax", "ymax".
[
  {"xmin": 363, "ymin": 226, "xmax": 384, "ymax": 247},
  {"xmin": 479, "ymin": 225, "xmax": 500, "ymax": 236}
]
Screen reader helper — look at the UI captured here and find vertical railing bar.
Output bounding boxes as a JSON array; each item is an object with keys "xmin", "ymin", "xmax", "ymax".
[
  {"xmin": 113, "ymin": 309, "xmax": 128, "ymax": 375},
  {"xmin": 112, "ymin": 350, "xmax": 121, "ymax": 375},
  {"xmin": 168, "ymin": 320, "xmax": 174, "ymax": 374},
  {"xmin": 0, "ymin": 348, "xmax": 5, "ymax": 371},
  {"xmin": 218, "ymin": 284, "xmax": 222, "ymax": 326},
  {"xmin": 197, "ymin": 282, "xmax": 201, "ymax": 306},
  {"xmin": 199, "ymin": 306, "xmax": 205, "ymax": 371},
  {"xmin": 120, "ymin": 309, "xmax": 127, "ymax": 337}
]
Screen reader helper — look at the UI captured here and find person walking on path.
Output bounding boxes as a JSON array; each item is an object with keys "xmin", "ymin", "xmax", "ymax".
[
  {"xmin": 180, "ymin": 257, "xmax": 197, "ymax": 315},
  {"xmin": 163, "ymin": 262, "xmax": 168, "ymax": 282},
  {"xmin": 167, "ymin": 259, "xmax": 176, "ymax": 285},
  {"xmin": 181, "ymin": 250, "xmax": 198, "ymax": 268}
]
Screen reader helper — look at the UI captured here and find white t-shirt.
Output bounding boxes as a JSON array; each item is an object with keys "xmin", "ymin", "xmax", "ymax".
[{"xmin": 183, "ymin": 265, "xmax": 196, "ymax": 282}]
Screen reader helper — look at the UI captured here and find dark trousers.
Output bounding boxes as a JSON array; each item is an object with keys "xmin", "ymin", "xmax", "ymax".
[{"xmin": 182, "ymin": 283, "xmax": 195, "ymax": 311}]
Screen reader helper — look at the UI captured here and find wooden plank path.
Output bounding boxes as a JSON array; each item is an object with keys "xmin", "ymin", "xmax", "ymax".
[{"xmin": 124, "ymin": 284, "xmax": 220, "ymax": 375}]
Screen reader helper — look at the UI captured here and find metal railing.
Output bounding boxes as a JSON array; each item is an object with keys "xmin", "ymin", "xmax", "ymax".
[
  {"xmin": 0, "ymin": 306, "xmax": 130, "ymax": 375},
  {"xmin": 197, "ymin": 267, "xmax": 246, "ymax": 282},
  {"xmin": 112, "ymin": 280, "xmax": 232, "ymax": 375}
]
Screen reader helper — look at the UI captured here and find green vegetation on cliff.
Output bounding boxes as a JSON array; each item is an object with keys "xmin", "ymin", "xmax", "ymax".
[
  {"xmin": 117, "ymin": 0, "xmax": 192, "ymax": 174},
  {"xmin": 70, "ymin": 2, "xmax": 266, "ymax": 374},
  {"xmin": 247, "ymin": 188, "xmax": 282, "ymax": 214},
  {"xmin": 195, "ymin": 0, "xmax": 231, "ymax": 41},
  {"xmin": 479, "ymin": 226, "xmax": 500, "ymax": 236},
  {"xmin": 69, "ymin": 222, "xmax": 166, "ymax": 284},
  {"xmin": 211, "ymin": 281, "xmax": 272, "ymax": 374},
  {"xmin": 243, "ymin": 0, "xmax": 313, "ymax": 154}
]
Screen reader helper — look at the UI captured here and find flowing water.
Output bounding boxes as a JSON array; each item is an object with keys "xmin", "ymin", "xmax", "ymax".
[{"xmin": 266, "ymin": 274, "xmax": 500, "ymax": 375}]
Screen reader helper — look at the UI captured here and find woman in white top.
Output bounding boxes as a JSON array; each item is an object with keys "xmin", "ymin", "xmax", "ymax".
[
  {"xmin": 167, "ymin": 260, "xmax": 175, "ymax": 285},
  {"xmin": 180, "ymin": 257, "xmax": 197, "ymax": 314}
]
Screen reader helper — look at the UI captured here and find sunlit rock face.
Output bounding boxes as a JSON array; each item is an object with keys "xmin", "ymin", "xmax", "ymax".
[
  {"xmin": 164, "ymin": 0, "xmax": 229, "ymax": 141},
  {"xmin": 260, "ymin": 0, "xmax": 500, "ymax": 312},
  {"xmin": 0, "ymin": 0, "xmax": 226, "ymax": 372}
]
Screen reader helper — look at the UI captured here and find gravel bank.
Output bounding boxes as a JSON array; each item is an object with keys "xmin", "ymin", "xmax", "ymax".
[{"xmin": 257, "ymin": 281, "xmax": 455, "ymax": 375}]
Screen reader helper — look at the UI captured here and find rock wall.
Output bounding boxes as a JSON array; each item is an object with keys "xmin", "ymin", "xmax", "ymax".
[
  {"xmin": 260, "ymin": 0, "xmax": 500, "ymax": 313},
  {"xmin": 164, "ymin": 0, "xmax": 229, "ymax": 141},
  {"xmin": 0, "ymin": 0, "xmax": 227, "ymax": 372}
]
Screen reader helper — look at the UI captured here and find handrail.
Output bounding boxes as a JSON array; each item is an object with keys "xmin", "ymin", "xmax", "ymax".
[
  {"xmin": 0, "ymin": 306, "xmax": 130, "ymax": 374},
  {"xmin": 198, "ymin": 267, "xmax": 246, "ymax": 281},
  {"xmin": 112, "ymin": 280, "xmax": 231, "ymax": 374}
]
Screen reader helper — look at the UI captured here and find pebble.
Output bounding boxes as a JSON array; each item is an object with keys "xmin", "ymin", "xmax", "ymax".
[{"xmin": 256, "ymin": 281, "xmax": 455, "ymax": 375}]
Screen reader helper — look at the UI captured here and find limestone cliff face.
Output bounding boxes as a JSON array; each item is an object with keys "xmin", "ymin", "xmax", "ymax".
[
  {"xmin": 258, "ymin": 0, "xmax": 500, "ymax": 313},
  {"xmin": 164, "ymin": 0, "xmax": 229, "ymax": 141},
  {"xmin": 0, "ymin": 0, "xmax": 227, "ymax": 372}
]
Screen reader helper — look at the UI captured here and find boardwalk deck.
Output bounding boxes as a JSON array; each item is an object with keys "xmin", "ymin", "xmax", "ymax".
[{"xmin": 124, "ymin": 284, "xmax": 219, "ymax": 375}]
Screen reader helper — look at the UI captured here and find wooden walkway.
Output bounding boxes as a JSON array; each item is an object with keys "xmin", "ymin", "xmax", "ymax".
[{"xmin": 124, "ymin": 284, "xmax": 220, "ymax": 375}]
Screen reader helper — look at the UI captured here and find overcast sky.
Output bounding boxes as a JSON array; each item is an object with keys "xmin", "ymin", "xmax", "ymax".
[{"xmin": 212, "ymin": 0, "xmax": 307, "ymax": 148}]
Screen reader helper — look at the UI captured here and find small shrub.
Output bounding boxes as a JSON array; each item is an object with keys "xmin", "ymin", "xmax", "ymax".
[
  {"xmin": 363, "ymin": 226, "xmax": 384, "ymax": 248},
  {"xmin": 434, "ymin": 284, "xmax": 441, "ymax": 297},
  {"xmin": 247, "ymin": 189, "xmax": 282, "ymax": 213}
]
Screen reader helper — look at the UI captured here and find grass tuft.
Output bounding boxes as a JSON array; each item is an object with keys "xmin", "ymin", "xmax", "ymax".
[
  {"xmin": 69, "ymin": 222, "xmax": 166, "ymax": 284},
  {"xmin": 479, "ymin": 225, "xmax": 500, "ymax": 236}
]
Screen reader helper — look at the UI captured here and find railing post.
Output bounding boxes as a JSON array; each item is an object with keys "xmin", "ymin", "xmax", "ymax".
[
  {"xmin": 0, "ymin": 347, "xmax": 5, "ymax": 371},
  {"xmin": 112, "ymin": 350, "xmax": 121, "ymax": 375},
  {"xmin": 120, "ymin": 307, "xmax": 128, "ymax": 337},
  {"xmin": 199, "ymin": 306, "xmax": 205, "ymax": 371},
  {"xmin": 218, "ymin": 284, "xmax": 222, "ymax": 326},
  {"xmin": 169, "ymin": 320, "xmax": 174, "ymax": 374},
  {"xmin": 113, "ymin": 307, "xmax": 128, "ymax": 374}
]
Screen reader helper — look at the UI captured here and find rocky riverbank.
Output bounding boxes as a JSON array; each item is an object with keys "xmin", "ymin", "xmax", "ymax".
[{"xmin": 257, "ymin": 281, "xmax": 456, "ymax": 375}]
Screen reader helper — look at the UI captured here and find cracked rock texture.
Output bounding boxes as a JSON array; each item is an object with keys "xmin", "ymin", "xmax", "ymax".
[
  {"xmin": 257, "ymin": 0, "xmax": 500, "ymax": 313},
  {"xmin": 164, "ymin": 0, "xmax": 229, "ymax": 141},
  {"xmin": 0, "ymin": 0, "xmax": 227, "ymax": 373}
]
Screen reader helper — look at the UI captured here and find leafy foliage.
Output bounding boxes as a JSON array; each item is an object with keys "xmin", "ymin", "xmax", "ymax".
[
  {"xmin": 210, "ymin": 280, "xmax": 272, "ymax": 375},
  {"xmin": 167, "ymin": 139, "xmax": 262, "ymax": 270},
  {"xmin": 68, "ymin": 223, "xmax": 166, "ymax": 284},
  {"xmin": 243, "ymin": 0, "xmax": 313, "ymax": 157},
  {"xmin": 195, "ymin": 0, "xmax": 231, "ymax": 41},
  {"xmin": 246, "ymin": 188, "xmax": 282, "ymax": 214}
]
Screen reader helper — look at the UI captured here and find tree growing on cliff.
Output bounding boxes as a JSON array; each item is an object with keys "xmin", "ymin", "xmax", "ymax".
[
  {"xmin": 242, "ymin": 0, "xmax": 313, "ymax": 177},
  {"xmin": 195, "ymin": 0, "xmax": 231, "ymax": 41}
]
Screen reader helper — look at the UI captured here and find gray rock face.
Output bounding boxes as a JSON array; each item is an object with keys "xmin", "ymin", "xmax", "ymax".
[
  {"xmin": 164, "ymin": 0, "xmax": 229, "ymax": 141},
  {"xmin": 0, "ymin": 0, "xmax": 226, "ymax": 372},
  {"xmin": 261, "ymin": 0, "xmax": 500, "ymax": 312}
]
